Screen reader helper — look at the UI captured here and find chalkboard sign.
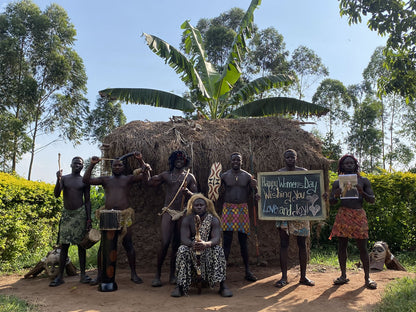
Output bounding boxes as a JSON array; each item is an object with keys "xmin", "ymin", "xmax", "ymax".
[{"xmin": 258, "ymin": 170, "xmax": 327, "ymax": 221}]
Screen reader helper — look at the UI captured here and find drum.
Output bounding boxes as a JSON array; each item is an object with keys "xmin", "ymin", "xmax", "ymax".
[
  {"xmin": 98, "ymin": 209, "xmax": 121, "ymax": 292},
  {"xmin": 80, "ymin": 229, "xmax": 101, "ymax": 249},
  {"xmin": 99, "ymin": 210, "xmax": 121, "ymax": 230}
]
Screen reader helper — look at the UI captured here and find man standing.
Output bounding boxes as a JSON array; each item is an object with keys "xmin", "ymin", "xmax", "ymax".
[
  {"xmin": 50, "ymin": 156, "xmax": 92, "ymax": 287},
  {"xmin": 148, "ymin": 150, "xmax": 198, "ymax": 287},
  {"xmin": 329, "ymin": 154, "xmax": 377, "ymax": 289},
  {"xmin": 171, "ymin": 194, "xmax": 232, "ymax": 297},
  {"xmin": 220, "ymin": 152, "xmax": 258, "ymax": 282},
  {"xmin": 83, "ymin": 152, "xmax": 151, "ymax": 284},
  {"xmin": 274, "ymin": 149, "xmax": 315, "ymax": 288}
]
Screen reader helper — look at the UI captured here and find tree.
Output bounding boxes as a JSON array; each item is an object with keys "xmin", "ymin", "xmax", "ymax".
[
  {"xmin": 289, "ymin": 46, "xmax": 329, "ymax": 100},
  {"xmin": 0, "ymin": 0, "xmax": 88, "ymax": 179},
  {"xmin": 0, "ymin": 113, "xmax": 31, "ymax": 172},
  {"xmin": 86, "ymin": 97, "xmax": 126, "ymax": 143},
  {"xmin": 195, "ymin": 7, "xmax": 246, "ymax": 68},
  {"xmin": 363, "ymin": 46, "xmax": 408, "ymax": 170},
  {"xmin": 312, "ymin": 79, "xmax": 351, "ymax": 146},
  {"xmin": 100, "ymin": 0, "xmax": 328, "ymax": 120},
  {"xmin": 339, "ymin": 0, "xmax": 416, "ymax": 101},
  {"xmin": 246, "ymin": 27, "xmax": 289, "ymax": 78},
  {"xmin": 347, "ymin": 97, "xmax": 383, "ymax": 172}
]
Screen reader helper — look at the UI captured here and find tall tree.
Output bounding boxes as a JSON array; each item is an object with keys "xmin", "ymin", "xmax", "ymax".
[
  {"xmin": 347, "ymin": 97, "xmax": 383, "ymax": 172},
  {"xmin": 363, "ymin": 46, "xmax": 408, "ymax": 170},
  {"xmin": 289, "ymin": 46, "xmax": 329, "ymax": 100},
  {"xmin": 0, "ymin": 0, "xmax": 88, "ymax": 179},
  {"xmin": 100, "ymin": 0, "xmax": 328, "ymax": 120},
  {"xmin": 339, "ymin": 0, "xmax": 416, "ymax": 101},
  {"xmin": 312, "ymin": 78, "xmax": 351, "ymax": 146},
  {"xmin": 195, "ymin": 7, "xmax": 246, "ymax": 68},
  {"xmin": 86, "ymin": 97, "xmax": 126, "ymax": 143},
  {"xmin": 246, "ymin": 27, "xmax": 289, "ymax": 78}
]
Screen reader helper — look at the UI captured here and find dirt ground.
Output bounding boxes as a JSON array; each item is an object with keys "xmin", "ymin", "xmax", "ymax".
[{"xmin": 1, "ymin": 264, "xmax": 414, "ymax": 312}]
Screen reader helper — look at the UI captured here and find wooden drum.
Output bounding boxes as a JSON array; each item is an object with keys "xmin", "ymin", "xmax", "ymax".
[
  {"xmin": 99, "ymin": 210, "xmax": 121, "ymax": 230},
  {"xmin": 98, "ymin": 209, "xmax": 121, "ymax": 292},
  {"xmin": 80, "ymin": 229, "xmax": 101, "ymax": 249}
]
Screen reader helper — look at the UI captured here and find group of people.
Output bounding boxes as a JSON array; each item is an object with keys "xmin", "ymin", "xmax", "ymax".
[{"xmin": 50, "ymin": 148, "xmax": 378, "ymax": 297}]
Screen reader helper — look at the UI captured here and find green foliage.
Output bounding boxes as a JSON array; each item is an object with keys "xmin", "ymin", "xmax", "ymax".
[
  {"xmin": 366, "ymin": 171, "xmax": 416, "ymax": 251},
  {"xmin": 86, "ymin": 97, "xmax": 126, "ymax": 143},
  {"xmin": 339, "ymin": 0, "xmax": 416, "ymax": 102},
  {"xmin": 0, "ymin": 172, "xmax": 62, "ymax": 271},
  {"xmin": 100, "ymin": 0, "xmax": 329, "ymax": 120},
  {"xmin": 0, "ymin": 175, "xmax": 105, "ymax": 272},
  {"xmin": 0, "ymin": 0, "xmax": 88, "ymax": 177},
  {"xmin": 0, "ymin": 295, "xmax": 39, "ymax": 312},
  {"xmin": 314, "ymin": 171, "xmax": 416, "ymax": 253},
  {"xmin": 373, "ymin": 277, "xmax": 416, "ymax": 312}
]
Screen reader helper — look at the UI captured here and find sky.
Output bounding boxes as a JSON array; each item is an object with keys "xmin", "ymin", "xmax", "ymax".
[{"xmin": 1, "ymin": 0, "xmax": 387, "ymax": 183}]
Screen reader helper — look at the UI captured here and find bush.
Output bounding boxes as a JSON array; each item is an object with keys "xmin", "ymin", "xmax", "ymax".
[
  {"xmin": 312, "ymin": 171, "xmax": 416, "ymax": 253},
  {"xmin": 0, "ymin": 173, "xmax": 62, "ymax": 271}
]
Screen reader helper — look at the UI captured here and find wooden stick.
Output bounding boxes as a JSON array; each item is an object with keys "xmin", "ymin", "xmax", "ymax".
[{"xmin": 58, "ymin": 153, "xmax": 61, "ymax": 171}]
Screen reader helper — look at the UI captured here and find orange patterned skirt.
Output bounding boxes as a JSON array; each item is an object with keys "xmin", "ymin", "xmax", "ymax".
[{"xmin": 329, "ymin": 207, "xmax": 368, "ymax": 240}]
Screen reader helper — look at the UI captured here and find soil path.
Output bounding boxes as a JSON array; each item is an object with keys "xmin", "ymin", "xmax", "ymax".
[{"xmin": 0, "ymin": 265, "xmax": 413, "ymax": 312}]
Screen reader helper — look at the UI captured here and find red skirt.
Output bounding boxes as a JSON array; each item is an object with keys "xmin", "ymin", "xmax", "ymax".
[{"xmin": 329, "ymin": 207, "xmax": 368, "ymax": 240}]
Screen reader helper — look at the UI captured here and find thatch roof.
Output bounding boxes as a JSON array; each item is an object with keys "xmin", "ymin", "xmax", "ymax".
[{"xmin": 101, "ymin": 116, "xmax": 331, "ymax": 268}]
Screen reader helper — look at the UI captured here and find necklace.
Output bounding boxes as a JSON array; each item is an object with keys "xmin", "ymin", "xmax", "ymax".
[
  {"xmin": 232, "ymin": 171, "xmax": 240, "ymax": 181},
  {"xmin": 171, "ymin": 171, "xmax": 185, "ymax": 183}
]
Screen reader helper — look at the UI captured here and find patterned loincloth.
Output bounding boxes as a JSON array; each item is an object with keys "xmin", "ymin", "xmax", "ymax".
[
  {"xmin": 58, "ymin": 205, "xmax": 86, "ymax": 245},
  {"xmin": 221, "ymin": 202, "xmax": 250, "ymax": 234},
  {"xmin": 175, "ymin": 214, "xmax": 226, "ymax": 295},
  {"xmin": 329, "ymin": 206, "xmax": 369, "ymax": 240},
  {"xmin": 276, "ymin": 220, "xmax": 310, "ymax": 237}
]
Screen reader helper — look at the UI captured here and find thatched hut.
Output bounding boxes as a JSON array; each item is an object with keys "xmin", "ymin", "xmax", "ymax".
[{"xmin": 101, "ymin": 116, "xmax": 331, "ymax": 272}]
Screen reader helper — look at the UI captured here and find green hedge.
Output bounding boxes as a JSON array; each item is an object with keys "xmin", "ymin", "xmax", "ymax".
[
  {"xmin": 0, "ymin": 172, "xmax": 62, "ymax": 271},
  {"xmin": 314, "ymin": 171, "xmax": 416, "ymax": 253}
]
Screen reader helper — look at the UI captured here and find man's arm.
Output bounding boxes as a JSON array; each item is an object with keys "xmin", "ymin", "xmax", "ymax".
[
  {"xmin": 194, "ymin": 217, "xmax": 221, "ymax": 251},
  {"xmin": 54, "ymin": 170, "xmax": 63, "ymax": 198},
  {"xmin": 82, "ymin": 157, "xmax": 104, "ymax": 185},
  {"xmin": 147, "ymin": 172, "xmax": 166, "ymax": 187},
  {"xmin": 130, "ymin": 152, "xmax": 152, "ymax": 183},
  {"xmin": 180, "ymin": 216, "xmax": 193, "ymax": 247},
  {"xmin": 359, "ymin": 177, "xmax": 375, "ymax": 204},
  {"xmin": 329, "ymin": 180, "xmax": 341, "ymax": 205},
  {"xmin": 83, "ymin": 184, "xmax": 92, "ymax": 230}
]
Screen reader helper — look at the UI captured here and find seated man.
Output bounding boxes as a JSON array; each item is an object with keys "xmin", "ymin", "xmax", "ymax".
[{"xmin": 171, "ymin": 194, "xmax": 232, "ymax": 297}]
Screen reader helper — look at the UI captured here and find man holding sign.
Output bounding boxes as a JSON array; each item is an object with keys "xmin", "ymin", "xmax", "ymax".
[{"xmin": 274, "ymin": 149, "xmax": 315, "ymax": 288}]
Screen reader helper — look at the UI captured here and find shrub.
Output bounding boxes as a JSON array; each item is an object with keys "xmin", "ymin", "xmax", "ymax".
[
  {"xmin": 313, "ymin": 171, "xmax": 416, "ymax": 253},
  {"xmin": 0, "ymin": 173, "xmax": 62, "ymax": 271}
]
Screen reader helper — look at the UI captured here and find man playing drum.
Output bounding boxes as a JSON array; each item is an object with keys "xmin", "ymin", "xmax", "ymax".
[
  {"xmin": 50, "ymin": 156, "xmax": 92, "ymax": 287},
  {"xmin": 83, "ymin": 152, "xmax": 151, "ymax": 285}
]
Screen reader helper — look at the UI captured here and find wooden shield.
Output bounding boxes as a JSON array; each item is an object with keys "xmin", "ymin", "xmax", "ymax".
[{"xmin": 208, "ymin": 162, "xmax": 222, "ymax": 201}]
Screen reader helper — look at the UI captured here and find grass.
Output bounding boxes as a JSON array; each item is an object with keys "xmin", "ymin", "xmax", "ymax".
[
  {"xmin": 373, "ymin": 277, "xmax": 416, "ymax": 312},
  {"xmin": 0, "ymin": 295, "xmax": 39, "ymax": 312}
]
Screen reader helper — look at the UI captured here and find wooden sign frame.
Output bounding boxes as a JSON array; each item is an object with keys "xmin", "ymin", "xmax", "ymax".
[{"xmin": 258, "ymin": 170, "xmax": 327, "ymax": 221}]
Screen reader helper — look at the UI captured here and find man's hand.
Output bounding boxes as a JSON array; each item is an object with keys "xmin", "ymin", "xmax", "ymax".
[
  {"xmin": 86, "ymin": 219, "xmax": 92, "ymax": 231},
  {"xmin": 91, "ymin": 156, "xmax": 101, "ymax": 165},
  {"xmin": 193, "ymin": 240, "xmax": 210, "ymax": 251},
  {"xmin": 56, "ymin": 170, "xmax": 63, "ymax": 179}
]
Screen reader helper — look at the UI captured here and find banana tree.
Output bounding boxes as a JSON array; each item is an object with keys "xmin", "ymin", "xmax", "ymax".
[{"xmin": 100, "ymin": 0, "xmax": 329, "ymax": 119}]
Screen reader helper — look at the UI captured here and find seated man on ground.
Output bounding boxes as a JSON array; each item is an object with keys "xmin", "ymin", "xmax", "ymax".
[{"xmin": 171, "ymin": 194, "xmax": 232, "ymax": 297}]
